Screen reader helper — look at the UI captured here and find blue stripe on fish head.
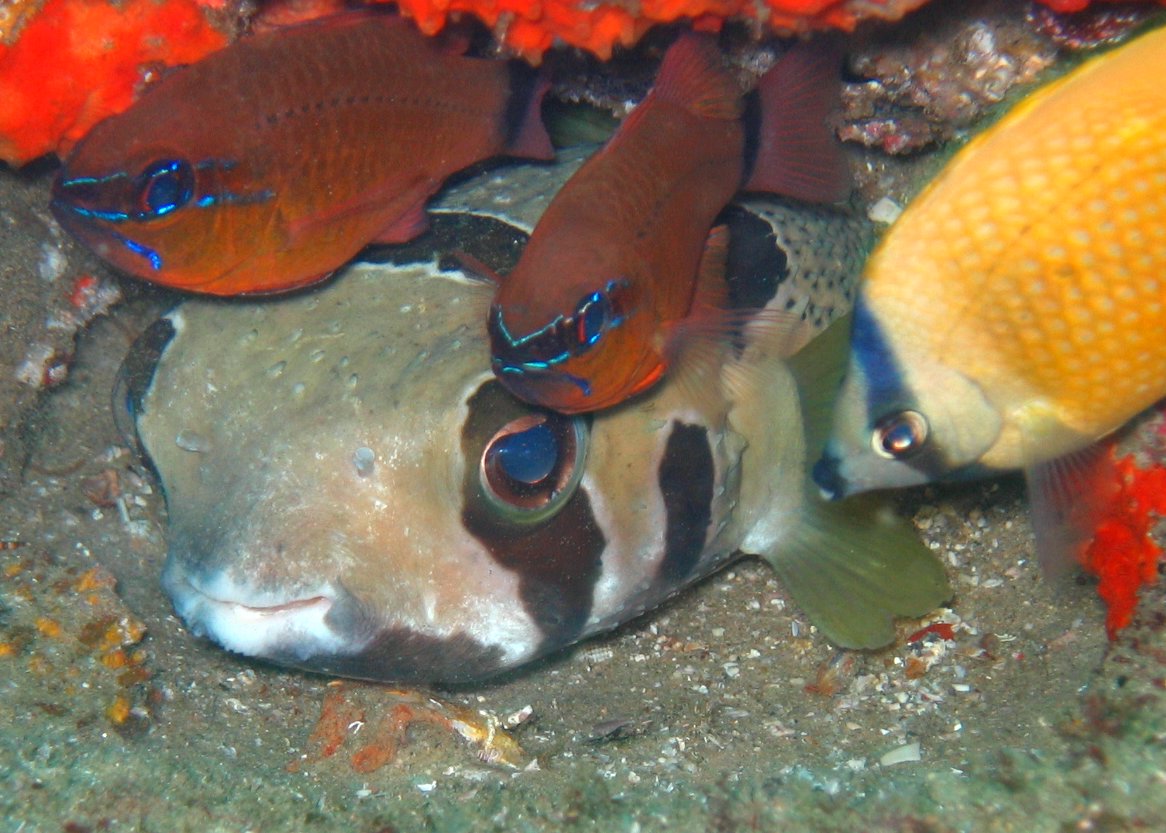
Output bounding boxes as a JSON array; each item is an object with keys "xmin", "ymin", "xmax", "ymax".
[
  {"xmin": 489, "ymin": 280, "xmax": 631, "ymax": 402},
  {"xmin": 814, "ymin": 297, "xmax": 913, "ymax": 500},
  {"xmin": 53, "ymin": 155, "xmax": 274, "ymax": 276},
  {"xmin": 54, "ymin": 156, "xmax": 271, "ymax": 223},
  {"xmin": 820, "ymin": 298, "xmax": 1002, "ymax": 496},
  {"xmin": 851, "ymin": 297, "xmax": 908, "ymax": 418},
  {"xmin": 459, "ymin": 381, "xmax": 604, "ymax": 653}
]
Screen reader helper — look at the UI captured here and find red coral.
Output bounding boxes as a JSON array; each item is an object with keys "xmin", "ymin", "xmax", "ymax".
[
  {"xmin": 0, "ymin": 0, "xmax": 228, "ymax": 166},
  {"xmin": 393, "ymin": 0, "xmax": 937, "ymax": 61},
  {"xmin": 389, "ymin": 0, "xmax": 1166, "ymax": 61},
  {"xmin": 906, "ymin": 622, "xmax": 956, "ymax": 643},
  {"xmin": 5, "ymin": 0, "xmax": 1166, "ymax": 164},
  {"xmin": 1079, "ymin": 449, "xmax": 1166, "ymax": 639}
]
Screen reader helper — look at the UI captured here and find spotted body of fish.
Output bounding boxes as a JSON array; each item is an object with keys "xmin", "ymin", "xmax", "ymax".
[
  {"xmin": 50, "ymin": 11, "xmax": 552, "ymax": 296},
  {"xmin": 814, "ymin": 26, "xmax": 1166, "ymax": 534},
  {"xmin": 487, "ymin": 35, "xmax": 849, "ymax": 414},
  {"xmin": 125, "ymin": 156, "xmax": 944, "ymax": 684}
]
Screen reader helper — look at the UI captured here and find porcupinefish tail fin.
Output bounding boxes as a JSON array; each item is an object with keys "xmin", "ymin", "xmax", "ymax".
[
  {"xmin": 651, "ymin": 33, "xmax": 744, "ymax": 121},
  {"xmin": 1026, "ymin": 442, "xmax": 1120, "ymax": 578},
  {"xmin": 763, "ymin": 490, "xmax": 951, "ymax": 649},
  {"xmin": 502, "ymin": 63, "xmax": 555, "ymax": 161},
  {"xmin": 759, "ymin": 320, "xmax": 950, "ymax": 650},
  {"xmin": 743, "ymin": 38, "xmax": 852, "ymax": 204}
]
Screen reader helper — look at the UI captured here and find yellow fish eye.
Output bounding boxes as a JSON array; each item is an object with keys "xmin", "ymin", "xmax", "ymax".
[{"xmin": 871, "ymin": 410, "xmax": 929, "ymax": 460}]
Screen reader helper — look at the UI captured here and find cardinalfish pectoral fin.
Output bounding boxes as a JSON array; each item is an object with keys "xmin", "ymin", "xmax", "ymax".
[
  {"xmin": 671, "ymin": 224, "xmax": 809, "ymax": 410},
  {"xmin": 286, "ymin": 172, "xmax": 434, "ymax": 251},
  {"xmin": 743, "ymin": 37, "xmax": 851, "ymax": 204},
  {"xmin": 666, "ymin": 224, "xmax": 736, "ymax": 409}
]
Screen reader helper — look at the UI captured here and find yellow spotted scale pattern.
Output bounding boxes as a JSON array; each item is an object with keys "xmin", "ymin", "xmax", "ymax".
[{"xmin": 863, "ymin": 26, "xmax": 1166, "ymax": 466}]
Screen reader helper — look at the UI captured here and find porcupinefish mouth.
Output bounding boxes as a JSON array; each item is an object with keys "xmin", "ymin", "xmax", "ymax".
[
  {"xmin": 161, "ymin": 562, "xmax": 515, "ymax": 684},
  {"xmin": 161, "ymin": 565, "xmax": 364, "ymax": 663}
]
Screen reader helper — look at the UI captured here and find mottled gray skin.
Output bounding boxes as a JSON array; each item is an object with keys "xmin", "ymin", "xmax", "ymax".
[{"xmin": 133, "ymin": 156, "xmax": 947, "ymax": 684}]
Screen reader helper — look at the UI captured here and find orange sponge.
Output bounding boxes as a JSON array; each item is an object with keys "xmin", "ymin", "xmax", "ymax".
[
  {"xmin": 1079, "ymin": 448, "xmax": 1166, "ymax": 639},
  {"xmin": 395, "ymin": 0, "xmax": 932, "ymax": 61},
  {"xmin": 0, "ymin": 0, "xmax": 227, "ymax": 166}
]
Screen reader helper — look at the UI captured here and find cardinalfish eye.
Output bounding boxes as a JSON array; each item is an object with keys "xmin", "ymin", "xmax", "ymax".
[
  {"xmin": 573, "ymin": 292, "xmax": 608, "ymax": 348},
  {"xmin": 871, "ymin": 410, "xmax": 929, "ymax": 460},
  {"xmin": 479, "ymin": 412, "xmax": 589, "ymax": 523},
  {"xmin": 571, "ymin": 279, "xmax": 628, "ymax": 354},
  {"xmin": 135, "ymin": 159, "xmax": 195, "ymax": 219}
]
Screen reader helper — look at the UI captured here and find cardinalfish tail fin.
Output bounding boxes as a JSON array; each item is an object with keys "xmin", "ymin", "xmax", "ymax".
[
  {"xmin": 743, "ymin": 37, "xmax": 852, "ymax": 203},
  {"xmin": 651, "ymin": 33, "xmax": 743, "ymax": 121},
  {"xmin": 502, "ymin": 64, "xmax": 556, "ymax": 160}
]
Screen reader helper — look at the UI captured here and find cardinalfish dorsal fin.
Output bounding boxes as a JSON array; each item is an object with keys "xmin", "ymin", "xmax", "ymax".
[
  {"xmin": 648, "ymin": 33, "xmax": 744, "ymax": 122},
  {"xmin": 743, "ymin": 38, "xmax": 852, "ymax": 203}
]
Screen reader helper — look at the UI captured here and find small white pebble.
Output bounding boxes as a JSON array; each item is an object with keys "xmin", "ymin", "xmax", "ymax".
[
  {"xmin": 879, "ymin": 741, "xmax": 922, "ymax": 767},
  {"xmin": 868, "ymin": 197, "xmax": 903, "ymax": 225},
  {"xmin": 174, "ymin": 430, "xmax": 211, "ymax": 453}
]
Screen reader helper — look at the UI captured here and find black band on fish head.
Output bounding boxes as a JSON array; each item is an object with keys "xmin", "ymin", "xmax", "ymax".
[
  {"xmin": 460, "ymin": 381, "xmax": 604, "ymax": 651},
  {"xmin": 652, "ymin": 421, "xmax": 715, "ymax": 590},
  {"xmin": 115, "ymin": 316, "xmax": 178, "ymax": 481}
]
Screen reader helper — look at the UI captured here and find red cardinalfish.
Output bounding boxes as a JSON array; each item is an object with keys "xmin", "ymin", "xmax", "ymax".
[
  {"xmin": 50, "ymin": 11, "xmax": 553, "ymax": 296},
  {"xmin": 486, "ymin": 34, "xmax": 849, "ymax": 414}
]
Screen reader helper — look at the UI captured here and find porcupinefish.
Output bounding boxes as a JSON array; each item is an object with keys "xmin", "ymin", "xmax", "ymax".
[
  {"xmin": 124, "ymin": 155, "xmax": 946, "ymax": 684},
  {"xmin": 50, "ymin": 11, "xmax": 552, "ymax": 297},
  {"xmin": 813, "ymin": 25, "xmax": 1166, "ymax": 556},
  {"xmin": 487, "ymin": 34, "xmax": 850, "ymax": 414}
]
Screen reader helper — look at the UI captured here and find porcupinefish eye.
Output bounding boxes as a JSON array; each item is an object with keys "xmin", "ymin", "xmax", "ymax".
[
  {"xmin": 479, "ymin": 411, "xmax": 589, "ymax": 522},
  {"xmin": 871, "ymin": 409, "xmax": 929, "ymax": 459},
  {"xmin": 136, "ymin": 159, "xmax": 195, "ymax": 218}
]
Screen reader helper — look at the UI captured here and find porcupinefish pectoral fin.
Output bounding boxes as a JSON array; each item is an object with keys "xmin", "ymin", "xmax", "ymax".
[{"xmin": 761, "ymin": 489, "xmax": 951, "ymax": 649}]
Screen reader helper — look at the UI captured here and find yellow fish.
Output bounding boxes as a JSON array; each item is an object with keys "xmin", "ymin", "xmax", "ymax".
[{"xmin": 814, "ymin": 25, "xmax": 1166, "ymax": 551}]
